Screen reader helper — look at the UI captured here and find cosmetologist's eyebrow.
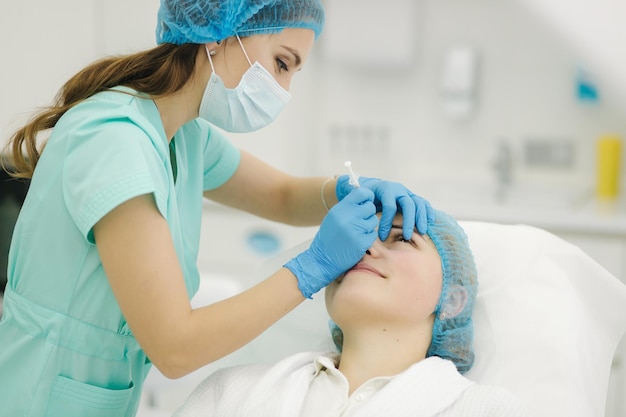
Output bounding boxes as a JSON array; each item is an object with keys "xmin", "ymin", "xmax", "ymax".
[{"xmin": 281, "ymin": 45, "xmax": 302, "ymax": 67}]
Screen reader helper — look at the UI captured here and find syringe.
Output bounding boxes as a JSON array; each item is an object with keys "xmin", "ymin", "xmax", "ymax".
[{"xmin": 344, "ymin": 160, "xmax": 360, "ymax": 188}]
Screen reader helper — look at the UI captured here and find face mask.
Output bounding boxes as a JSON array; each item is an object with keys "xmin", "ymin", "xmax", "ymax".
[{"xmin": 199, "ymin": 36, "xmax": 291, "ymax": 133}]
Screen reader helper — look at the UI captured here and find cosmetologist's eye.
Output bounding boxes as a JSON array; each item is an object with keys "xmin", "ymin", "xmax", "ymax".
[{"xmin": 276, "ymin": 57, "xmax": 288, "ymax": 72}]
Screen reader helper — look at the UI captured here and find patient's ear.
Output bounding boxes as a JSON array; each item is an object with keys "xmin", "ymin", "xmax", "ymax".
[{"xmin": 440, "ymin": 286, "xmax": 468, "ymax": 319}]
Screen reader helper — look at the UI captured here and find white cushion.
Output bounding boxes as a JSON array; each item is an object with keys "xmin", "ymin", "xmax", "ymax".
[{"xmin": 461, "ymin": 221, "xmax": 626, "ymax": 417}]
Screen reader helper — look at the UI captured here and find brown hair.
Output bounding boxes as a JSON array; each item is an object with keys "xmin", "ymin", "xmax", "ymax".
[{"xmin": 2, "ymin": 43, "xmax": 200, "ymax": 178}]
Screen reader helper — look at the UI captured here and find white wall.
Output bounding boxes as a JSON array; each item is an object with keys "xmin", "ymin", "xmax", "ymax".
[
  {"xmin": 306, "ymin": 0, "xmax": 626, "ymax": 190},
  {"xmin": 0, "ymin": 0, "xmax": 158, "ymax": 147},
  {"xmin": 1, "ymin": 0, "xmax": 625, "ymax": 192},
  {"xmin": 520, "ymin": 0, "xmax": 626, "ymax": 102}
]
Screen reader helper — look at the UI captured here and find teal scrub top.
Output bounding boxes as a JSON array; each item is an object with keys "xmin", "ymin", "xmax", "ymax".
[{"xmin": 0, "ymin": 86, "xmax": 241, "ymax": 417}]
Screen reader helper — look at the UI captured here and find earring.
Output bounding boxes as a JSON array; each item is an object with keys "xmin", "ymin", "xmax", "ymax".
[{"xmin": 209, "ymin": 50, "xmax": 216, "ymax": 56}]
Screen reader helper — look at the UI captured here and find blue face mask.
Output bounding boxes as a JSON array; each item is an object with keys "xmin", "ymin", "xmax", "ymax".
[{"xmin": 199, "ymin": 36, "xmax": 291, "ymax": 133}]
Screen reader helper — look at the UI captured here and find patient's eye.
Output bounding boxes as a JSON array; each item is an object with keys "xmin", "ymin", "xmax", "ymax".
[{"xmin": 391, "ymin": 229, "xmax": 415, "ymax": 246}]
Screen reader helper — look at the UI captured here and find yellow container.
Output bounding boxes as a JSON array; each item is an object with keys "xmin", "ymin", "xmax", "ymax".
[{"xmin": 596, "ymin": 135, "xmax": 622, "ymax": 200}]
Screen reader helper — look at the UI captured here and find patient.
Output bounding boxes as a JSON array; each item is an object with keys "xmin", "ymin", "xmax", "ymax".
[{"xmin": 173, "ymin": 209, "xmax": 530, "ymax": 416}]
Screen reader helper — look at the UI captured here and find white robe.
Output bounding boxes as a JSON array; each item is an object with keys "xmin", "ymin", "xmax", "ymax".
[{"xmin": 173, "ymin": 352, "xmax": 530, "ymax": 417}]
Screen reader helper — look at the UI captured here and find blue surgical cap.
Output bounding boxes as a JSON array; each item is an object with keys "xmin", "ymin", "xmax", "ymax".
[
  {"xmin": 329, "ymin": 209, "xmax": 478, "ymax": 374},
  {"xmin": 156, "ymin": 0, "xmax": 325, "ymax": 45},
  {"xmin": 425, "ymin": 210, "xmax": 478, "ymax": 374}
]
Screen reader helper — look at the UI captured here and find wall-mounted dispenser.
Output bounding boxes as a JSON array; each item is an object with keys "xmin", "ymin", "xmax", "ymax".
[{"xmin": 441, "ymin": 46, "xmax": 480, "ymax": 122}]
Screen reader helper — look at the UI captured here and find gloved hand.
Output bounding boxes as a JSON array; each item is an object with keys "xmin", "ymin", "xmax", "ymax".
[
  {"xmin": 284, "ymin": 187, "xmax": 378, "ymax": 299},
  {"xmin": 336, "ymin": 175, "xmax": 435, "ymax": 240}
]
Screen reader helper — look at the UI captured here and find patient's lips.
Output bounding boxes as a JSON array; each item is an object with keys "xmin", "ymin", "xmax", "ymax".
[
  {"xmin": 336, "ymin": 263, "xmax": 385, "ymax": 284},
  {"xmin": 348, "ymin": 262, "xmax": 385, "ymax": 278}
]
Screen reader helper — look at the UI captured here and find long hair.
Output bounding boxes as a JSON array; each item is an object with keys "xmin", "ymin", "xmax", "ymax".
[{"xmin": 2, "ymin": 43, "xmax": 200, "ymax": 178}]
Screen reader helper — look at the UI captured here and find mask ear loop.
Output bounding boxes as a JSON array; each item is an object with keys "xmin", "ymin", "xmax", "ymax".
[{"xmin": 235, "ymin": 34, "xmax": 253, "ymax": 67}]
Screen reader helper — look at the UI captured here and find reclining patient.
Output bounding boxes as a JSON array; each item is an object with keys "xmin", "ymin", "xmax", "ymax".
[{"xmin": 174, "ymin": 207, "xmax": 530, "ymax": 416}]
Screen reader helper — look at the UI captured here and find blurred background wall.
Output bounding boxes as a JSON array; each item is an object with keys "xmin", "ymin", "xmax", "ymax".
[
  {"xmin": 1, "ymin": 0, "xmax": 624, "ymax": 191},
  {"xmin": 2, "ymin": 1, "xmax": 626, "ymax": 415}
]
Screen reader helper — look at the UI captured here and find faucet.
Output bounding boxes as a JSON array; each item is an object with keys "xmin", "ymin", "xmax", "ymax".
[{"xmin": 492, "ymin": 140, "xmax": 512, "ymax": 201}]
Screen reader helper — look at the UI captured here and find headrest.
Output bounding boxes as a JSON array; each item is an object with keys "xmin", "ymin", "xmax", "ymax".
[{"xmin": 460, "ymin": 221, "xmax": 626, "ymax": 417}]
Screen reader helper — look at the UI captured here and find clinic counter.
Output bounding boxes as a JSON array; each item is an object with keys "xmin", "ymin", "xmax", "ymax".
[{"xmin": 432, "ymin": 197, "xmax": 626, "ymax": 237}]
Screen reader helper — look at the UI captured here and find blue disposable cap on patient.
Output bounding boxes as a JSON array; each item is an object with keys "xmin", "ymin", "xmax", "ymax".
[{"xmin": 425, "ymin": 210, "xmax": 478, "ymax": 373}]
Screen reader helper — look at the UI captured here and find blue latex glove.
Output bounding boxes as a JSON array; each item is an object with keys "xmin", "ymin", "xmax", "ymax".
[
  {"xmin": 336, "ymin": 175, "xmax": 435, "ymax": 240},
  {"xmin": 284, "ymin": 187, "xmax": 378, "ymax": 299}
]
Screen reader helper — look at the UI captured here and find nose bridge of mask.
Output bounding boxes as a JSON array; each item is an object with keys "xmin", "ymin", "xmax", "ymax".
[{"xmin": 243, "ymin": 63, "xmax": 292, "ymax": 103}]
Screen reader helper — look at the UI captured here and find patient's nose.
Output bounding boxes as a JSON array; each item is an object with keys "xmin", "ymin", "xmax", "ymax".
[{"xmin": 365, "ymin": 240, "xmax": 384, "ymax": 257}]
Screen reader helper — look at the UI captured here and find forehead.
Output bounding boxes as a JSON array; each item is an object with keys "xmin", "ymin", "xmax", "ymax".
[{"xmin": 268, "ymin": 28, "xmax": 315, "ymax": 48}]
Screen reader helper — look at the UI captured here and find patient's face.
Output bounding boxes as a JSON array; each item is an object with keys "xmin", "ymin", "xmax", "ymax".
[{"xmin": 325, "ymin": 213, "xmax": 443, "ymax": 330}]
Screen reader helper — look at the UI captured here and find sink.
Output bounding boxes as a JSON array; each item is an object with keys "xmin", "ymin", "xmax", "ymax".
[{"xmin": 414, "ymin": 181, "xmax": 591, "ymax": 211}]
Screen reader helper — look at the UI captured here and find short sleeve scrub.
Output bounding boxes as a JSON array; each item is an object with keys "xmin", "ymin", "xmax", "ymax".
[{"xmin": 0, "ymin": 86, "xmax": 240, "ymax": 417}]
